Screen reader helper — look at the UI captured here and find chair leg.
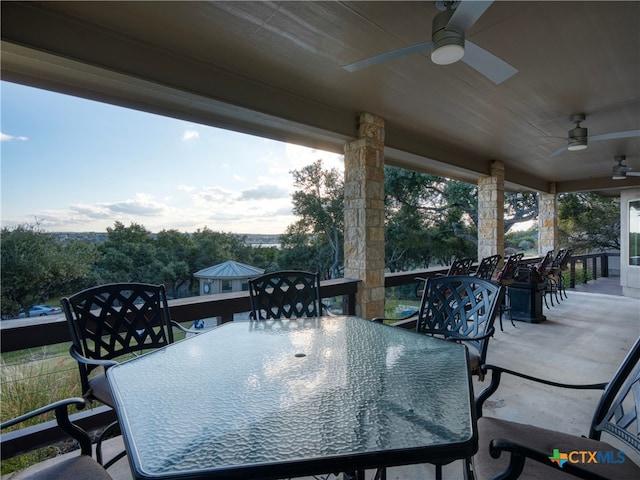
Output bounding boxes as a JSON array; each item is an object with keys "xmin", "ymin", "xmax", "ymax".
[
  {"xmin": 96, "ymin": 420, "xmax": 127, "ymax": 468},
  {"xmin": 435, "ymin": 464, "xmax": 443, "ymax": 480},
  {"xmin": 499, "ymin": 294, "xmax": 516, "ymax": 330},
  {"xmin": 558, "ymin": 275, "xmax": 567, "ymax": 300},
  {"xmin": 542, "ymin": 284, "xmax": 550, "ymax": 309},
  {"xmin": 464, "ymin": 458, "xmax": 476, "ymax": 480}
]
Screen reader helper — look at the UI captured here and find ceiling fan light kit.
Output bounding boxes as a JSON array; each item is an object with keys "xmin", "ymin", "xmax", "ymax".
[
  {"xmin": 431, "ymin": 8, "xmax": 465, "ymax": 65},
  {"xmin": 567, "ymin": 127, "xmax": 588, "ymax": 151},
  {"xmin": 611, "ymin": 155, "xmax": 640, "ymax": 180},
  {"xmin": 612, "ymin": 166, "xmax": 627, "ymax": 180},
  {"xmin": 567, "ymin": 113, "xmax": 588, "ymax": 151}
]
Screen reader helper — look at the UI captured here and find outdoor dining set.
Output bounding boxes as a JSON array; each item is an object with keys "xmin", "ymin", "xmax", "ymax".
[{"xmin": 2, "ymin": 260, "xmax": 639, "ymax": 480}]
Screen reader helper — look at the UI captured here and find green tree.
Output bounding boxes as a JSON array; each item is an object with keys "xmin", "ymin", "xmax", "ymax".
[
  {"xmin": 283, "ymin": 159, "xmax": 344, "ymax": 279},
  {"xmin": 92, "ymin": 221, "xmax": 157, "ymax": 283},
  {"xmin": 384, "ymin": 167, "xmax": 477, "ymax": 268},
  {"xmin": 384, "ymin": 166, "xmax": 538, "ymax": 269},
  {"xmin": 1, "ymin": 224, "xmax": 98, "ymax": 317},
  {"xmin": 154, "ymin": 229, "xmax": 195, "ymax": 298},
  {"xmin": 558, "ymin": 193, "xmax": 620, "ymax": 252}
]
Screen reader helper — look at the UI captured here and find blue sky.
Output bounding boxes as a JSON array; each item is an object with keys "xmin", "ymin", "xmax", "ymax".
[{"xmin": 1, "ymin": 81, "xmax": 343, "ymax": 234}]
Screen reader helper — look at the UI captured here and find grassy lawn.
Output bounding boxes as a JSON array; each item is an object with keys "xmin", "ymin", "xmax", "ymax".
[{"xmin": 1, "ymin": 342, "xmax": 81, "ymax": 474}]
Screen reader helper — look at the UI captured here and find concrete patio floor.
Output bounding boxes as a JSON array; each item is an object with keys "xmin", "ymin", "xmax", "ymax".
[{"xmin": 5, "ymin": 278, "xmax": 639, "ymax": 480}]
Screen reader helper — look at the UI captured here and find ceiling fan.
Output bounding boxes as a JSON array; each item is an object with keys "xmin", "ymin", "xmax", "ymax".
[
  {"xmin": 612, "ymin": 155, "xmax": 640, "ymax": 180},
  {"xmin": 550, "ymin": 114, "xmax": 640, "ymax": 157},
  {"xmin": 341, "ymin": 0, "xmax": 518, "ymax": 85}
]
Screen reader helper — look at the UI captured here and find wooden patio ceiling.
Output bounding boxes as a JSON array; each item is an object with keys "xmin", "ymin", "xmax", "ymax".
[{"xmin": 2, "ymin": 1, "xmax": 639, "ymax": 194}]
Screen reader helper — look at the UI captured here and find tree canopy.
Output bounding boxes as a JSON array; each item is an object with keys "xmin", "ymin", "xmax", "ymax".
[
  {"xmin": 383, "ymin": 166, "xmax": 539, "ymax": 270},
  {"xmin": 1, "ymin": 224, "xmax": 98, "ymax": 317},
  {"xmin": 279, "ymin": 159, "xmax": 344, "ymax": 279},
  {"xmin": 0, "ymin": 165, "xmax": 621, "ymax": 318},
  {"xmin": 558, "ymin": 192, "xmax": 620, "ymax": 252}
]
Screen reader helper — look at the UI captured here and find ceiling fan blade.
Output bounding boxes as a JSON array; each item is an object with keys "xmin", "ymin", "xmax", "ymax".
[
  {"xmin": 627, "ymin": 171, "xmax": 640, "ymax": 176},
  {"xmin": 448, "ymin": 0, "xmax": 493, "ymax": 33},
  {"xmin": 342, "ymin": 41, "xmax": 433, "ymax": 72},
  {"xmin": 462, "ymin": 41, "xmax": 518, "ymax": 84},
  {"xmin": 550, "ymin": 145, "xmax": 567, "ymax": 157},
  {"xmin": 590, "ymin": 130, "xmax": 640, "ymax": 142}
]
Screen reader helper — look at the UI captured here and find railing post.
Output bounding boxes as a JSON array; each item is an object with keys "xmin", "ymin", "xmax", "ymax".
[
  {"xmin": 602, "ymin": 253, "xmax": 609, "ymax": 278},
  {"xmin": 570, "ymin": 259, "xmax": 576, "ymax": 288},
  {"xmin": 592, "ymin": 256, "xmax": 598, "ymax": 280}
]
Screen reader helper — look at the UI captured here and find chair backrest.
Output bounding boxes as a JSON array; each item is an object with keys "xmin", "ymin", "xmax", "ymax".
[
  {"xmin": 558, "ymin": 248, "xmax": 572, "ymax": 270},
  {"xmin": 589, "ymin": 337, "xmax": 640, "ymax": 455},
  {"xmin": 474, "ymin": 254, "xmax": 502, "ymax": 280},
  {"xmin": 496, "ymin": 253, "xmax": 523, "ymax": 284},
  {"xmin": 416, "ymin": 275, "xmax": 505, "ymax": 365},
  {"xmin": 248, "ymin": 270, "xmax": 323, "ymax": 320},
  {"xmin": 536, "ymin": 250, "xmax": 555, "ymax": 275},
  {"xmin": 447, "ymin": 257, "xmax": 475, "ymax": 276},
  {"xmin": 62, "ymin": 283, "xmax": 175, "ymax": 393},
  {"xmin": 551, "ymin": 248, "xmax": 567, "ymax": 269}
]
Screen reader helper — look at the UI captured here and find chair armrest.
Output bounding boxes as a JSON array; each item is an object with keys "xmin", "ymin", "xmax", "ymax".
[
  {"xmin": 371, "ymin": 310, "xmax": 419, "ymax": 324},
  {"xmin": 445, "ymin": 328, "xmax": 495, "ymax": 344},
  {"xmin": 171, "ymin": 320, "xmax": 203, "ymax": 335},
  {"xmin": 488, "ymin": 437, "xmax": 613, "ymax": 480},
  {"xmin": 1, "ymin": 397, "xmax": 93, "ymax": 457},
  {"xmin": 320, "ymin": 302, "xmax": 336, "ymax": 316},
  {"xmin": 69, "ymin": 345, "xmax": 118, "ymax": 369},
  {"xmin": 476, "ymin": 364, "xmax": 607, "ymax": 418}
]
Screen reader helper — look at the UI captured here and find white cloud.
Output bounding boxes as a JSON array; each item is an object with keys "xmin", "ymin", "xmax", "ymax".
[
  {"xmin": 240, "ymin": 184, "xmax": 289, "ymax": 201},
  {"xmin": 182, "ymin": 130, "xmax": 200, "ymax": 141},
  {"xmin": 178, "ymin": 184, "xmax": 195, "ymax": 192},
  {"xmin": 1, "ymin": 132, "xmax": 28, "ymax": 142},
  {"xmin": 106, "ymin": 193, "xmax": 166, "ymax": 216},
  {"xmin": 194, "ymin": 186, "xmax": 238, "ymax": 206},
  {"xmin": 285, "ymin": 144, "xmax": 344, "ymax": 172}
]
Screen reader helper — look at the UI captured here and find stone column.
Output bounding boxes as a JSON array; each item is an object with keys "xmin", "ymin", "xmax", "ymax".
[
  {"xmin": 538, "ymin": 184, "xmax": 558, "ymax": 255},
  {"xmin": 343, "ymin": 113, "xmax": 386, "ymax": 319},
  {"xmin": 477, "ymin": 160, "xmax": 505, "ymax": 261}
]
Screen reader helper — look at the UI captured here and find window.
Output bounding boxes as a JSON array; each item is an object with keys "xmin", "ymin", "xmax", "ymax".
[
  {"xmin": 630, "ymin": 200, "xmax": 640, "ymax": 266},
  {"xmin": 222, "ymin": 280, "xmax": 232, "ymax": 292}
]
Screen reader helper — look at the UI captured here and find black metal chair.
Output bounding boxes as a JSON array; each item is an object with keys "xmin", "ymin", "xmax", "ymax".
[
  {"xmin": 548, "ymin": 248, "xmax": 572, "ymax": 302},
  {"xmin": 473, "ymin": 337, "xmax": 640, "ymax": 479},
  {"xmin": 375, "ymin": 275, "xmax": 504, "ymax": 378},
  {"xmin": 1, "ymin": 398, "xmax": 113, "ymax": 480},
  {"xmin": 472, "ymin": 254, "xmax": 502, "ymax": 280},
  {"xmin": 444, "ymin": 257, "xmax": 475, "ymax": 276},
  {"xmin": 417, "ymin": 257, "xmax": 476, "ymax": 297},
  {"xmin": 535, "ymin": 250, "xmax": 556, "ymax": 308},
  {"xmin": 496, "ymin": 253, "xmax": 524, "ymax": 331},
  {"xmin": 62, "ymin": 283, "xmax": 198, "ymax": 466},
  {"xmin": 415, "ymin": 275, "xmax": 504, "ymax": 378},
  {"xmin": 248, "ymin": 270, "xmax": 328, "ymax": 320}
]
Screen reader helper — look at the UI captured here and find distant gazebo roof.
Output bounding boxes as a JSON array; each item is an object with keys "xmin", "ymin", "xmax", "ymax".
[{"xmin": 194, "ymin": 260, "xmax": 264, "ymax": 279}]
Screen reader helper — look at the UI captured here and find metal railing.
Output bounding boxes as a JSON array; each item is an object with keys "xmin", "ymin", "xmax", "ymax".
[{"xmin": 0, "ymin": 252, "xmax": 617, "ymax": 459}]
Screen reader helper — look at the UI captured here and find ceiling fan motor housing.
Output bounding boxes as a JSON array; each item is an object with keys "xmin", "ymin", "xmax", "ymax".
[
  {"xmin": 431, "ymin": 8, "xmax": 465, "ymax": 65},
  {"xmin": 568, "ymin": 126, "xmax": 588, "ymax": 150}
]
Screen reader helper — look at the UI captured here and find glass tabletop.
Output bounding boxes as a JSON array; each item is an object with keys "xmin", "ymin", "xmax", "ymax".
[{"xmin": 107, "ymin": 316, "xmax": 476, "ymax": 479}]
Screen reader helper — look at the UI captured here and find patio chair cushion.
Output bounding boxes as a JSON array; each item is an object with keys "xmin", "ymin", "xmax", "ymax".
[
  {"xmin": 467, "ymin": 348, "xmax": 480, "ymax": 377},
  {"xmin": 11, "ymin": 455, "xmax": 112, "ymax": 480},
  {"xmin": 88, "ymin": 374, "xmax": 114, "ymax": 408},
  {"xmin": 475, "ymin": 416, "xmax": 640, "ymax": 480}
]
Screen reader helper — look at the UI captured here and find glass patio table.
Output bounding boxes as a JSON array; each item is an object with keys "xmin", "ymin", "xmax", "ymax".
[{"xmin": 107, "ymin": 316, "xmax": 477, "ymax": 480}]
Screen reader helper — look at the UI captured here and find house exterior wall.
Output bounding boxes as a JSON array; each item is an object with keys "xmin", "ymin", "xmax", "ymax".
[
  {"xmin": 198, "ymin": 278, "xmax": 250, "ymax": 295},
  {"xmin": 620, "ymin": 188, "xmax": 640, "ymax": 299}
]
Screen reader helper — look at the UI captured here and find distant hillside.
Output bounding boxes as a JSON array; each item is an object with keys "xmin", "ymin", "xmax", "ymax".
[
  {"xmin": 242, "ymin": 234, "xmax": 281, "ymax": 246},
  {"xmin": 52, "ymin": 232, "xmax": 281, "ymax": 246}
]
